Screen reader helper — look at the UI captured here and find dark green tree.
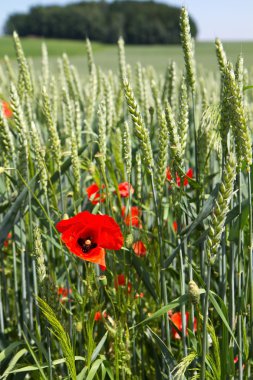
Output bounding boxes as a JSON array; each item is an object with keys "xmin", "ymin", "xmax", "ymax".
[{"xmin": 4, "ymin": 1, "xmax": 198, "ymax": 44}]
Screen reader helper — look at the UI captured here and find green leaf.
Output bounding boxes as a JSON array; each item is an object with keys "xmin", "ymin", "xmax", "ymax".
[
  {"xmin": 228, "ymin": 205, "xmax": 248, "ymax": 241},
  {"xmin": 132, "ymin": 293, "xmax": 192, "ymax": 329},
  {"xmin": 0, "ymin": 175, "xmax": 37, "ymax": 247},
  {"xmin": 209, "ymin": 291, "xmax": 239, "ymax": 349},
  {"xmin": 146, "ymin": 326, "xmax": 176, "ymax": 371},
  {"xmin": 86, "ymin": 358, "xmax": 104, "ymax": 380},
  {"xmin": 0, "ymin": 341, "xmax": 23, "ymax": 363},
  {"xmin": 130, "ymin": 253, "xmax": 159, "ymax": 304},
  {"xmin": 91, "ymin": 332, "xmax": 108, "ymax": 363},
  {"xmin": 77, "ymin": 367, "xmax": 88, "ymax": 380},
  {"xmin": 103, "ymin": 361, "xmax": 114, "ymax": 380},
  {"xmin": 50, "ymin": 144, "xmax": 87, "ymax": 183},
  {"xmin": 22, "ymin": 332, "xmax": 48, "ymax": 380},
  {"xmin": 7, "ymin": 357, "xmax": 85, "ymax": 375},
  {"xmin": 243, "ymin": 85, "xmax": 253, "ymax": 91},
  {"xmin": 0, "ymin": 348, "xmax": 28, "ymax": 379},
  {"xmin": 181, "ymin": 182, "xmax": 220, "ymax": 237}
]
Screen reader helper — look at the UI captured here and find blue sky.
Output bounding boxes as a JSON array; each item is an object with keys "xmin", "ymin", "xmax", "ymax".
[{"xmin": 1, "ymin": 0, "xmax": 253, "ymax": 41}]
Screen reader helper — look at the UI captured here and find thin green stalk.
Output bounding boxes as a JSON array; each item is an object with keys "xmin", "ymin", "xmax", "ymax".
[
  {"xmin": 0, "ymin": 248, "xmax": 8, "ymax": 326},
  {"xmin": 0, "ymin": 269, "xmax": 4, "ymax": 335},
  {"xmin": 59, "ymin": 167, "xmax": 65, "ymax": 214},
  {"xmin": 177, "ymin": 212, "xmax": 187, "ymax": 356},
  {"xmin": 200, "ymin": 264, "xmax": 211, "ymax": 380},
  {"xmin": 229, "ymin": 196, "xmax": 236, "ymax": 331},
  {"xmin": 220, "ymin": 230, "xmax": 227, "ymax": 302},
  {"xmin": 27, "ymin": 170, "xmax": 34, "ymax": 332},
  {"xmin": 179, "ymin": 246, "xmax": 187, "ymax": 356},
  {"xmin": 45, "ymin": 195, "xmax": 56, "ymax": 261},
  {"xmin": 191, "ymin": 92, "xmax": 199, "ymax": 211},
  {"xmin": 247, "ymin": 169, "xmax": 253, "ymax": 359},
  {"xmin": 13, "ymin": 240, "xmax": 22, "ymax": 337},
  {"xmin": 150, "ymin": 172, "xmax": 170, "ymax": 348},
  {"xmin": 220, "ymin": 149, "xmax": 227, "ymax": 303},
  {"xmin": 237, "ymin": 171, "xmax": 243, "ymax": 380},
  {"xmin": 21, "ymin": 242, "xmax": 27, "ymax": 335}
]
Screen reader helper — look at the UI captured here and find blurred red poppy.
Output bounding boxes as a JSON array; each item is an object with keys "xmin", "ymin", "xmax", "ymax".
[
  {"xmin": 117, "ymin": 182, "xmax": 134, "ymax": 197},
  {"xmin": 173, "ymin": 221, "xmax": 178, "ymax": 233},
  {"xmin": 166, "ymin": 168, "xmax": 193, "ymax": 187},
  {"xmin": 121, "ymin": 206, "xmax": 141, "ymax": 227},
  {"xmin": 135, "ymin": 292, "xmax": 144, "ymax": 299},
  {"xmin": 132, "ymin": 240, "xmax": 147, "ymax": 257},
  {"xmin": 56, "ymin": 211, "xmax": 123, "ymax": 268},
  {"xmin": 3, "ymin": 232, "xmax": 12, "ymax": 247},
  {"xmin": 2, "ymin": 101, "xmax": 12, "ymax": 118},
  {"xmin": 114, "ymin": 274, "xmax": 132, "ymax": 293},
  {"xmin": 58, "ymin": 287, "xmax": 72, "ymax": 303},
  {"xmin": 94, "ymin": 311, "xmax": 107, "ymax": 321},
  {"xmin": 169, "ymin": 311, "xmax": 197, "ymax": 339},
  {"xmin": 86, "ymin": 183, "xmax": 106, "ymax": 205}
]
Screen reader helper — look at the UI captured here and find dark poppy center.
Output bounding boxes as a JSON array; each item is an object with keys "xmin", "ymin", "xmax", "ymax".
[{"xmin": 77, "ymin": 237, "xmax": 97, "ymax": 253}]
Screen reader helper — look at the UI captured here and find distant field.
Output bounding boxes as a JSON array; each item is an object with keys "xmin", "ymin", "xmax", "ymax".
[{"xmin": 1, "ymin": 36, "xmax": 253, "ymax": 74}]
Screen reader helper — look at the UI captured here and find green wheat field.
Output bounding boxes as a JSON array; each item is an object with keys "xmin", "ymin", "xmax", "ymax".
[{"xmin": 0, "ymin": 7, "xmax": 253, "ymax": 379}]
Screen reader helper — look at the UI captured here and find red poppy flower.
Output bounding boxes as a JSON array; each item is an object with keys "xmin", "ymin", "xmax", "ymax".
[
  {"xmin": 56, "ymin": 211, "xmax": 123, "ymax": 268},
  {"xmin": 169, "ymin": 311, "xmax": 197, "ymax": 339},
  {"xmin": 58, "ymin": 287, "xmax": 72, "ymax": 303},
  {"xmin": 132, "ymin": 240, "xmax": 147, "ymax": 257},
  {"xmin": 114, "ymin": 274, "xmax": 132, "ymax": 293},
  {"xmin": 173, "ymin": 221, "xmax": 178, "ymax": 233},
  {"xmin": 94, "ymin": 311, "xmax": 107, "ymax": 321},
  {"xmin": 117, "ymin": 182, "xmax": 134, "ymax": 198},
  {"xmin": 86, "ymin": 183, "xmax": 106, "ymax": 205},
  {"xmin": 2, "ymin": 101, "xmax": 12, "ymax": 118},
  {"xmin": 135, "ymin": 292, "xmax": 144, "ymax": 299},
  {"xmin": 166, "ymin": 167, "xmax": 193, "ymax": 187},
  {"xmin": 121, "ymin": 206, "xmax": 141, "ymax": 227},
  {"xmin": 3, "ymin": 232, "xmax": 12, "ymax": 247}
]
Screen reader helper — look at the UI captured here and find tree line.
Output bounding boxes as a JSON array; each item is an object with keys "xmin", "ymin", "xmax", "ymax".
[{"xmin": 4, "ymin": 1, "xmax": 197, "ymax": 44}]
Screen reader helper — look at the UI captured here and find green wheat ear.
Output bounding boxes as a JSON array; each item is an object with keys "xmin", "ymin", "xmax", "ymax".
[
  {"xmin": 123, "ymin": 78, "xmax": 154, "ymax": 173},
  {"xmin": 223, "ymin": 63, "xmax": 252, "ymax": 170},
  {"xmin": 165, "ymin": 101, "xmax": 183, "ymax": 173},
  {"xmin": 155, "ymin": 112, "xmax": 169, "ymax": 197},
  {"xmin": 33, "ymin": 226, "xmax": 47, "ymax": 287},
  {"xmin": 178, "ymin": 75, "xmax": 189, "ymax": 157},
  {"xmin": 42, "ymin": 86, "xmax": 61, "ymax": 168},
  {"xmin": 206, "ymin": 153, "xmax": 236, "ymax": 264},
  {"xmin": 13, "ymin": 31, "xmax": 33, "ymax": 97},
  {"xmin": 122, "ymin": 121, "xmax": 132, "ymax": 176},
  {"xmin": 97, "ymin": 100, "xmax": 107, "ymax": 172},
  {"xmin": 180, "ymin": 7, "xmax": 196, "ymax": 93},
  {"xmin": 118, "ymin": 36, "xmax": 127, "ymax": 83},
  {"xmin": 215, "ymin": 38, "xmax": 227, "ymax": 73}
]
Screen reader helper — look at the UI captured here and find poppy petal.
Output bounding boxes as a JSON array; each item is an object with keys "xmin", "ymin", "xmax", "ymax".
[{"xmin": 97, "ymin": 215, "xmax": 123, "ymax": 250}]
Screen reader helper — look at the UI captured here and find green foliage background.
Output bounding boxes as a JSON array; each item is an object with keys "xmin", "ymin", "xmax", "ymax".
[{"xmin": 4, "ymin": 1, "xmax": 197, "ymax": 44}]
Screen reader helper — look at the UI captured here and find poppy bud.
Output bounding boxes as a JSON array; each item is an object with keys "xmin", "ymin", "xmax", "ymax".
[
  {"xmin": 125, "ymin": 233, "xmax": 134, "ymax": 248},
  {"xmin": 99, "ymin": 275, "xmax": 107, "ymax": 286},
  {"xmin": 188, "ymin": 280, "xmax": 200, "ymax": 305},
  {"xmin": 76, "ymin": 321, "xmax": 82, "ymax": 332},
  {"xmin": 63, "ymin": 213, "xmax": 69, "ymax": 220}
]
